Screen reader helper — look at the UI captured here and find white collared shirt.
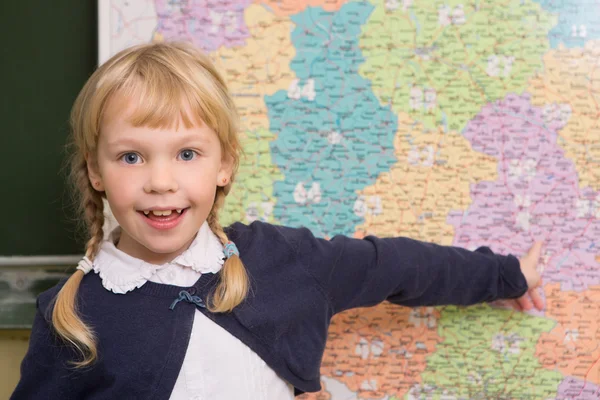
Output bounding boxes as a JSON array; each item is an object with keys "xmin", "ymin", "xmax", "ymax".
[{"xmin": 92, "ymin": 222, "xmax": 295, "ymax": 400}]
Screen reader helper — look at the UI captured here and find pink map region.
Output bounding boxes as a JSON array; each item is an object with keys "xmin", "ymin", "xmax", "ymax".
[
  {"xmin": 447, "ymin": 93, "xmax": 600, "ymax": 292},
  {"xmin": 154, "ymin": 0, "xmax": 252, "ymax": 52},
  {"xmin": 557, "ymin": 376, "xmax": 600, "ymax": 399}
]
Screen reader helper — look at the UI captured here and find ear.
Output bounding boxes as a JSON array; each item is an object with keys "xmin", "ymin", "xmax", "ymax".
[
  {"xmin": 217, "ymin": 153, "xmax": 234, "ymax": 187},
  {"xmin": 85, "ymin": 152, "xmax": 105, "ymax": 191}
]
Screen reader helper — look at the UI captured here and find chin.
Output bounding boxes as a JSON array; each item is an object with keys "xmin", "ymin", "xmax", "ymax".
[{"xmin": 143, "ymin": 238, "xmax": 188, "ymax": 255}]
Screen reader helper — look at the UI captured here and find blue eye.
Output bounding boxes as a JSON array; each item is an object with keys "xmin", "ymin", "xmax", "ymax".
[
  {"xmin": 121, "ymin": 153, "xmax": 140, "ymax": 164},
  {"xmin": 179, "ymin": 149, "xmax": 197, "ymax": 161}
]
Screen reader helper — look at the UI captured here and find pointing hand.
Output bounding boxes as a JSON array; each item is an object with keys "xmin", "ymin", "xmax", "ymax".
[{"xmin": 513, "ymin": 241, "xmax": 544, "ymax": 311}]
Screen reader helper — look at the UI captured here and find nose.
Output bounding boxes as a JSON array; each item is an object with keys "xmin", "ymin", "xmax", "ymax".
[{"xmin": 143, "ymin": 161, "xmax": 179, "ymax": 194}]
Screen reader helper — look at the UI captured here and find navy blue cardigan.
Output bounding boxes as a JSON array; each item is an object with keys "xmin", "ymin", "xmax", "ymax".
[{"xmin": 12, "ymin": 221, "xmax": 528, "ymax": 399}]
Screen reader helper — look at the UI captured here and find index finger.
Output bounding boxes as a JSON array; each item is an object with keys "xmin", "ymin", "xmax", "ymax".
[{"xmin": 525, "ymin": 241, "xmax": 544, "ymax": 261}]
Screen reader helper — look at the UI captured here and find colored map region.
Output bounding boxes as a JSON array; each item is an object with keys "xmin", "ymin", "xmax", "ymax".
[
  {"xmin": 266, "ymin": 3, "xmax": 398, "ymax": 237},
  {"xmin": 528, "ymin": 39, "xmax": 600, "ymax": 192},
  {"xmin": 154, "ymin": 0, "xmax": 252, "ymax": 52},
  {"xmin": 421, "ymin": 305, "xmax": 561, "ymax": 399},
  {"xmin": 358, "ymin": 0, "xmax": 556, "ymax": 132},
  {"xmin": 319, "ymin": 303, "xmax": 443, "ymax": 399},
  {"xmin": 105, "ymin": 0, "xmax": 600, "ymax": 398},
  {"xmin": 533, "ymin": 0, "xmax": 600, "ymax": 48},
  {"xmin": 452, "ymin": 93, "xmax": 600, "ymax": 292},
  {"xmin": 256, "ymin": 0, "xmax": 347, "ymax": 16},
  {"xmin": 354, "ymin": 112, "xmax": 498, "ymax": 244},
  {"xmin": 537, "ymin": 284, "xmax": 600, "ymax": 386}
]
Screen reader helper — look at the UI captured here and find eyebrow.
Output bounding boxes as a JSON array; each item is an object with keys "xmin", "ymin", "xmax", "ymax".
[{"xmin": 106, "ymin": 134, "xmax": 211, "ymax": 148}]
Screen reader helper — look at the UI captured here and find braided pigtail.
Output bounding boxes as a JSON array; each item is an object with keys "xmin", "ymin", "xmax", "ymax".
[
  {"xmin": 205, "ymin": 187, "xmax": 250, "ymax": 313},
  {"xmin": 49, "ymin": 153, "xmax": 104, "ymax": 368},
  {"xmin": 47, "ymin": 40, "xmax": 251, "ymax": 367}
]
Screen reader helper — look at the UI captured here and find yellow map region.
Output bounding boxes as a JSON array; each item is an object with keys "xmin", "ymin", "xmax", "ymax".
[
  {"xmin": 209, "ymin": 5, "xmax": 295, "ymax": 226},
  {"xmin": 211, "ymin": 4, "xmax": 296, "ymax": 133},
  {"xmin": 528, "ymin": 39, "xmax": 600, "ymax": 192},
  {"xmin": 355, "ymin": 112, "xmax": 497, "ymax": 244},
  {"xmin": 255, "ymin": 0, "xmax": 347, "ymax": 16}
]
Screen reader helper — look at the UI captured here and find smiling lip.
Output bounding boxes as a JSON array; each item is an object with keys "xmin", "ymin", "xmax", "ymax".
[
  {"xmin": 138, "ymin": 208, "xmax": 188, "ymax": 230},
  {"xmin": 140, "ymin": 206, "xmax": 187, "ymax": 212}
]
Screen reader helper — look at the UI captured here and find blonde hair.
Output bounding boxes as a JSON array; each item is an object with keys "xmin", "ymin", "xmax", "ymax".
[{"xmin": 52, "ymin": 41, "xmax": 249, "ymax": 368}]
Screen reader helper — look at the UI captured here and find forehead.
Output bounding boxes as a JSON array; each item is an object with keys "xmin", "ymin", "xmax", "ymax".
[
  {"xmin": 98, "ymin": 96, "xmax": 220, "ymax": 151},
  {"xmin": 101, "ymin": 90, "xmax": 205, "ymax": 131},
  {"xmin": 98, "ymin": 93, "xmax": 221, "ymax": 148}
]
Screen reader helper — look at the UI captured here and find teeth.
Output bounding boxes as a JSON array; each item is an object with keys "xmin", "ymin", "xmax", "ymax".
[
  {"xmin": 142, "ymin": 209, "xmax": 184, "ymax": 216},
  {"xmin": 152, "ymin": 210, "xmax": 172, "ymax": 216}
]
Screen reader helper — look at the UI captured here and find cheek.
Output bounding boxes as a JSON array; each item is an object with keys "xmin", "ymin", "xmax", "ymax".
[
  {"xmin": 180, "ymin": 168, "xmax": 218, "ymax": 204},
  {"xmin": 186, "ymin": 182, "xmax": 218, "ymax": 204},
  {"xmin": 102, "ymin": 169, "xmax": 140, "ymax": 209}
]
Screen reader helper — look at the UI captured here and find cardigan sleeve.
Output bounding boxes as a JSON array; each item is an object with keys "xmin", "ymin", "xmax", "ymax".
[
  {"xmin": 11, "ymin": 297, "xmax": 85, "ymax": 400},
  {"xmin": 297, "ymin": 228, "xmax": 529, "ymax": 315}
]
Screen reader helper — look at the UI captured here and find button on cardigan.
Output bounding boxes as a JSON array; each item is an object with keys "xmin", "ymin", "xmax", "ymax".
[{"xmin": 12, "ymin": 221, "xmax": 529, "ymax": 399}]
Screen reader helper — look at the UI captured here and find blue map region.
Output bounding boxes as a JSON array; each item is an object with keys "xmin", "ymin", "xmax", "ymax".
[
  {"xmin": 533, "ymin": 0, "xmax": 600, "ymax": 48},
  {"xmin": 265, "ymin": 3, "xmax": 398, "ymax": 237}
]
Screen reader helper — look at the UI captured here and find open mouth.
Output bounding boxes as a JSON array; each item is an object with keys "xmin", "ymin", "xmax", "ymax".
[{"xmin": 138, "ymin": 207, "xmax": 190, "ymax": 220}]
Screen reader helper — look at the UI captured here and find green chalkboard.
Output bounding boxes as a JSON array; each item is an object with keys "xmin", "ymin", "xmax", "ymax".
[{"xmin": 0, "ymin": 2, "xmax": 97, "ymax": 259}]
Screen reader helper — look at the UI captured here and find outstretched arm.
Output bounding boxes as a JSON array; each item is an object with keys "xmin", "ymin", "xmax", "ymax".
[{"xmin": 297, "ymin": 228, "xmax": 533, "ymax": 315}]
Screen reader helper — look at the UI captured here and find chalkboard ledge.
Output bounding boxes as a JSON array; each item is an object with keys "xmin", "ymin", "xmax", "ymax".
[{"xmin": 0, "ymin": 262, "xmax": 76, "ymax": 329}]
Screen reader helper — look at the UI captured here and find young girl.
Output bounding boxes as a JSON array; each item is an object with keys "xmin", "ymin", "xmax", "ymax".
[{"xmin": 11, "ymin": 41, "xmax": 543, "ymax": 400}]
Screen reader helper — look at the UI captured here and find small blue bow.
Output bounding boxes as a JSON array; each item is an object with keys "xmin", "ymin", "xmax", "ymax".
[{"xmin": 169, "ymin": 290, "xmax": 206, "ymax": 310}]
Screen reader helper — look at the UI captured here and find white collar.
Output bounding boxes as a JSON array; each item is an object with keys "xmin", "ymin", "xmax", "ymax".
[{"xmin": 93, "ymin": 221, "xmax": 225, "ymax": 294}]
